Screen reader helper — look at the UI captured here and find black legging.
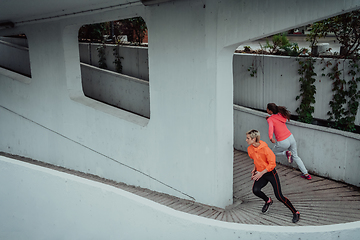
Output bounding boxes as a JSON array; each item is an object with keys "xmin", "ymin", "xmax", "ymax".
[{"xmin": 252, "ymin": 168, "xmax": 297, "ymax": 214}]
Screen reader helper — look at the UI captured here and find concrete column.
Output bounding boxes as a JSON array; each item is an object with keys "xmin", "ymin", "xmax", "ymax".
[{"xmin": 146, "ymin": 1, "xmax": 234, "ymax": 207}]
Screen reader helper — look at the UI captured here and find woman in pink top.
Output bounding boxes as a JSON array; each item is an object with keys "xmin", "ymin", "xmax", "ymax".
[{"xmin": 266, "ymin": 103, "xmax": 311, "ymax": 180}]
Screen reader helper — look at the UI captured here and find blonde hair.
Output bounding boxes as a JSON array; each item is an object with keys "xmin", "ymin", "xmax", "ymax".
[{"xmin": 246, "ymin": 129, "xmax": 260, "ymax": 142}]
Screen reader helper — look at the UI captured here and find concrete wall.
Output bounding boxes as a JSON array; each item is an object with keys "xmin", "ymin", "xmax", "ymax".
[
  {"xmin": 1, "ymin": 0, "xmax": 360, "ymax": 209},
  {"xmin": 2, "ymin": 156, "xmax": 360, "ymax": 240},
  {"xmin": 0, "ymin": 38, "xmax": 31, "ymax": 77},
  {"xmin": 3, "ymin": 38, "xmax": 360, "ymax": 127},
  {"xmin": 81, "ymin": 63, "xmax": 150, "ymax": 118},
  {"xmin": 0, "ymin": 39, "xmax": 149, "ymax": 118},
  {"xmin": 233, "ymin": 53, "xmax": 360, "ymax": 126},
  {"xmin": 234, "ymin": 105, "xmax": 360, "ymax": 187},
  {"xmin": 0, "ymin": 36, "xmax": 28, "ymax": 47},
  {"xmin": 0, "ymin": 38, "xmax": 149, "ymax": 81},
  {"xmin": 79, "ymin": 43, "xmax": 149, "ymax": 80}
]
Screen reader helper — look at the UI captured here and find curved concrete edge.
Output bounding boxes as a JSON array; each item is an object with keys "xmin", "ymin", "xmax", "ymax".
[
  {"xmin": 80, "ymin": 63, "xmax": 149, "ymax": 86},
  {"xmin": 1, "ymin": 156, "xmax": 359, "ymax": 240},
  {"xmin": 70, "ymin": 94, "xmax": 149, "ymax": 127},
  {"xmin": 0, "ymin": 67, "xmax": 31, "ymax": 84}
]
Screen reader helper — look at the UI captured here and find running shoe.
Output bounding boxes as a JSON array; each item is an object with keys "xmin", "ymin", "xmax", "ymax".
[
  {"xmin": 301, "ymin": 174, "xmax": 312, "ymax": 180},
  {"xmin": 286, "ymin": 151, "xmax": 293, "ymax": 163},
  {"xmin": 292, "ymin": 211, "xmax": 300, "ymax": 223},
  {"xmin": 262, "ymin": 198, "xmax": 273, "ymax": 213}
]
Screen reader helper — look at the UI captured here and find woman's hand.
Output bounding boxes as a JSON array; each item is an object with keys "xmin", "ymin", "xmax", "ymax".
[
  {"xmin": 251, "ymin": 169, "xmax": 257, "ymax": 179},
  {"xmin": 251, "ymin": 171, "xmax": 263, "ymax": 181},
  {"xmin": 270, "ymin": 138, "xmax": 275, "ymax": 143},
  {"xmin": 252, "ymin": 169, "xmax": 268, "ymax": 181}
]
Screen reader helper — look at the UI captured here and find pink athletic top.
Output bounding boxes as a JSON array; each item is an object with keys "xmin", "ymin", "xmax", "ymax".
[{"xmin": 267, "ymin": 113, "xmax": 291, "ymax": 141}]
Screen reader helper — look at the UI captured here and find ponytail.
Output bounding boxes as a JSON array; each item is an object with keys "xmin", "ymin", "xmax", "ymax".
[{"xmin": 267, "ymin": 103, "xmax": 291, "ymax": 121}]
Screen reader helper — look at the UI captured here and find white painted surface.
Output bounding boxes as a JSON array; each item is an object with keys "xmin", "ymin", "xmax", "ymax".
[
  {"xmin": 0, "ymin": 0, "xmax": 141, "ymax": 24},
  {"xmin": 0, "ymin": 67, "xmax": 31, "ymax": 84},
  {"xmin": 1, "ymin": 156, "xmax": 360, "ymax": 240},
  {"xmin": 234, "ymin": 105, "xmax": 360, "ymax": 187},
  {"xmin": 233, "ymin": 54, "xmax": 360, "ymax": 126},
  {"xmin": 0, "ymin": 36, "xmax": 28, "ymax": 47},
  {"xmin": 0, "ymin": 39, "xmax": 31, "ymax": 76},
  {"xmin": 1, "ymin": 0, "xmax": 360, "ymax": 210},
  {"xmin": 79, "ymin": 43, "xmax": 149, "ymax": 80},
  {"xmin": 81, "ymin": 63, "xmax": 150, "ymax": 118}
]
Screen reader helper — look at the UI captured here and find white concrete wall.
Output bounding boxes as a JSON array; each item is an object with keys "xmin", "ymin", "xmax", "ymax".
[
  {"xmin": 142, "ymin": 0, "xmax": 236, "ymax": 208},
  {"xmin": 81, "ymin": 63, "xmax": 150, "ymax": 118},
  {"xmin": 233, "ymin": 54, "xmax": 360, "ymax": 126},
  {"xmin": 4, "ymin": 44, "xmax": 360, "ymax": 126},
  {"xmin": 0, "ymin": 39, "xmax": 31, "ymax": 76},
  {"xmin": 234, "ymin": 105, "xmax": 360, "ymax": 187},
  {"xmin": 1, "ymin": 156, "xmax": 360, "ymax": 240},
  {"xmin": 79, "ymin": 43, "xmax": 149, "ymax": 81},
  {"xmin": 0, "ymin": 39, "xmax": 149, "ymax": 81},
  {"xmin": 1, "ymin": 0, "xmax": 360, "ymax": 209},
  {"xmin": 0, "ymin": 36, "xmax": 28, "ymax": 47},
  {"xmin": 0, "ymin": 40, "xmax": 149, "ymax": 117}
]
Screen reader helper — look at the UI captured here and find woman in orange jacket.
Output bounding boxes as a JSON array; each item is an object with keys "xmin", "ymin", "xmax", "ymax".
[{"xmin": 246, "ymin": 129, "xmax": 300, "ymax": 223}]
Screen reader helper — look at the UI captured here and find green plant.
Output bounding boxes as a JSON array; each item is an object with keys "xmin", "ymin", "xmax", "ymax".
[
  {"xmin": 243, "ymin": 46, "xmax": 251, "ymax": 52},
  {"xmin": 306, "ymin": 11, "xmax": 360, "ymax": 132},
  {"xmin": 306, "ymin": 24, "xmax": 321, "ymax": 48},
  {"xmin": 113, "ymin": 46, "xmax": 124, "ymax": 73},
  {"xmin": 326, "ymin": 59, "xmax": 360, "ymax": 132},
  {"xmin": 264, "ymin": 33, "xmax": 289, "ymax": 54},
  {"xmin": 306, "ymin": 10, "xmax": 360, "ymax": 57},
  {"xmin": 79, "ymin": 22, "xmax": 110, "ymax": 42},
  {"xmin": 326, "ymin": 61, "xmax": 347, "ymax": 129},
  {"xmin": 281, "ymin": 42, "xmax": 303, "ymax": 56},
  {"xmin": 121, "ymin": 17, "xmax": 147, "ymax": 45},
  {"xmin": 346, "ymin": 60, "xmax": 360, "ymax": 131},
  {"xmin": 264, "ymin": 33, "xmax": 303, "ymax": 56},
  {"xmin": 296, "ymin": 57, "xmax": 317, "ymax": 123},
  {"xmin": 247, "ymin": 62, "xmax": 257, "ymax": 77},
  {"xmin": 97, "ymin": 43, "xmax": 107, "ymax": 69}
]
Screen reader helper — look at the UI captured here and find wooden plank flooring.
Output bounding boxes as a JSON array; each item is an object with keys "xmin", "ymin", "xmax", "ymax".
[{"xmin": 2, "ymin": 149, "xmax": 360, "ymax": 226}]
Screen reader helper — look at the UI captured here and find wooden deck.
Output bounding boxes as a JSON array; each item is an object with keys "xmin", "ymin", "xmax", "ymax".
[{"xmin": 3, "ymin": 149, "xmax": 360, "ymax": 226}]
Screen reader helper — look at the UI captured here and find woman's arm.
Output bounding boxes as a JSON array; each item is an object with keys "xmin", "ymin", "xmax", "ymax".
[
  {"xmin": 252, "ymin": 148, "xmax": 276, "ymax": 181},
  {"xmin": 265, "ymin": 148, "xmax": 276, "ymax": 172},
  {"xmin": 252, "ymin": 168, "xmax": 268, "ymax": 181},
  {"xmin": 251, "ymin": 166, "xmax": 257, "ymax": 179},
  {"xmin": 267, "ymin": 118, "xmax": 276, "ymax": 143}
]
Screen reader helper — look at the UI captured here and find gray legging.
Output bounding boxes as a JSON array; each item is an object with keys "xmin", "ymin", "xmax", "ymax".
[{"xmin": 272, "ymin": 134, "xmax": 308, "ymax": 175}]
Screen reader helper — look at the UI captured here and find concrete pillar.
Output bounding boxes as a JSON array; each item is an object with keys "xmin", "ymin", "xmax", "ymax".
[{"xmin": 146, "ymin": 1, "xmax": 234, "ymax": 207}]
